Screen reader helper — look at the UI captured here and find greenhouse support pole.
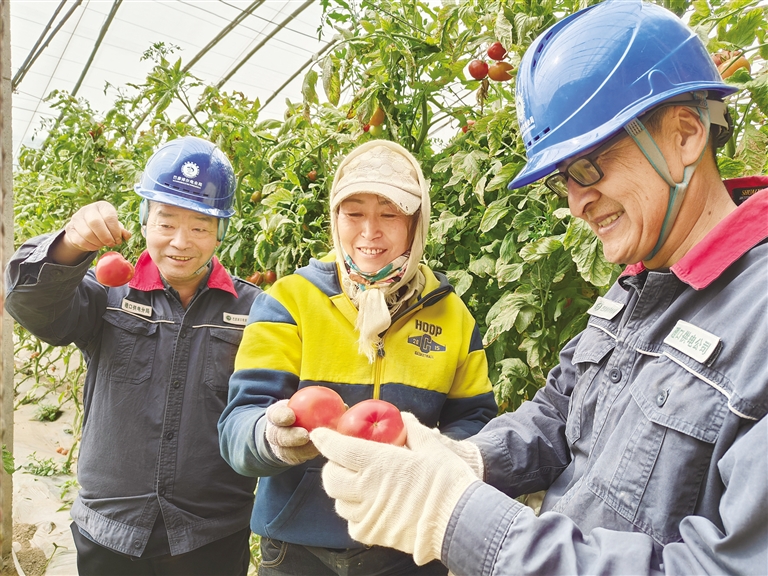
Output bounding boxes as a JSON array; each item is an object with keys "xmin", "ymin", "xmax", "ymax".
[{"xmin": 0, "ymin": 0, "xmax": 14, "ymax": 562}]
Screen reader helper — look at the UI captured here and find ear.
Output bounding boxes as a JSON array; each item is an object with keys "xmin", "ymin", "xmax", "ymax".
[{"xmin": 673, "ymin": 106, "xmax": 709, "ymax": 166}]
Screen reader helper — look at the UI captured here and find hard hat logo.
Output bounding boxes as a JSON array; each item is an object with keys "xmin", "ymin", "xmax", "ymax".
[{"xmin": 180, "ymin": 162, "xmax": 200, "ymax": 179}]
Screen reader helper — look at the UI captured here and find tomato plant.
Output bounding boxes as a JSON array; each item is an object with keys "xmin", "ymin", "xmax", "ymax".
[
  {"xmin": 287, "ymin": 387, "xmax": 347, "ymax": 432},
  {"xmin": 95, "ymin": 252, "xmax": 135, "ymax": 287},
  {"xmin": 336, "ymin": 399, "xmax": 406, "ymax": 446}
]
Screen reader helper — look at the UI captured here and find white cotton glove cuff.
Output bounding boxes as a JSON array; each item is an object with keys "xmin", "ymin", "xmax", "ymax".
[
  {"xmin": 436, "ymin": 433, "xmax": 484, "ymax": 480},
  {"xmin": 312, "ymin": 412, "xmax": 479, "ymax": 566},
  {"xmin": 264, "ymin": 399, "xmax": 319, "ymax": 466}
]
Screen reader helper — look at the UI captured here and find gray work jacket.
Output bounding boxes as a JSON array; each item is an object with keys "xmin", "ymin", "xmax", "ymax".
[
  {"xmin": 444, "ymin": 184, "xmax": 768, "ymax": 575},
  {"xmin": 5, "ymin": 232, "xmax": 260, "ymax": 556}
]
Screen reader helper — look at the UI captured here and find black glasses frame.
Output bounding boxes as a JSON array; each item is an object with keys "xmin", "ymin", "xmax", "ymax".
[{"xmin": 544, "ymin": 129, "xmax": 630, "ymax": 197}]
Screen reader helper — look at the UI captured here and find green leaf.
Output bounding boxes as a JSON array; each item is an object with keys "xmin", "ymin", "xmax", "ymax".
[
  {"xmin": 431, "ymin": 211, "xmax": 465, "ymax": 242},
  {"xmin": 494, "ymin": 10, "xmax": 515, "ymax": 49},
  {"xmin": 486, "ymin": 162, "xmax": 520, "ymax": 192},
  {"xmin": 322, "ymin": 55, "xmax": 341, "ymax": 107},
  {"xmin": 484, "ymin": 291, "xmax": 524, "ymax": 345},
  {"xmin": 736, "ymin": 122, "xmax": 768, "ymax": 174},
  {"xmin": 446, "ymin": 269, "xmax": 473, "ymax": 297},
  {"xmin": 496, "ymin": 262, "xmax": 525, "ymax": 285},
  {"xmin": 745, "ymin": 73, "xmax": 768, "ymax": 118},
  {"xmin": 495, "ymin": 357, "xmax": 529, "ymax": 380},
  {"xmin": 564, "ymin": 219, "xmax": 617, "ymax": 287},
  {"xmin": 469, "ymin": 255, "xmax": 496, "ymax": 277},
  {"xmin": 3, "ymin": 445, "xmax": 15, "ymax": 476},
  {"xmin": 724, "ymin": 8, "xmax": 764, "ymax": 48},
  {"xmin": 479, "ymin": 196, "xmax": 511, "ymax": 233},
  {"xmin": 520, "ymin": 236, "xmax": 563, "ymax": 262},
  {"xmin": 302, "ymin": 70, "xmax": 319, "ymax": 106}
]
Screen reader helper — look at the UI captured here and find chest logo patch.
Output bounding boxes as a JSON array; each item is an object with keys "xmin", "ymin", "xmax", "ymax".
[
  {"xmin": 664, "ymin": 320, "xmax": 721, "ymax": 364},
  {"xmin": 223, "ymin": 312, "xmax": 248, "ymax": 326},
  {"xmin": 409, "ymin": 320, "xmax": 446, "ymax": 356},
  {"xmin": 587, "ymin": 296, "xmax": 624, "ymax": 320},
  {"xmin": 121, "ymin": 298, "xmax": 152, "ymax": 317}
]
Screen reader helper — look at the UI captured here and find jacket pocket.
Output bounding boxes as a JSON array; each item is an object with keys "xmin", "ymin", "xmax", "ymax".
[
  {"xmin": 101, "ymin": 310, "xmax": 158, "ymax": 385},
  {"xmin": 566, "ymin": 325, "xmax": 616, "ymax": 444},
  {"xmin": 586, "ymin": 353, "xmax": 728, "ymax": 544},
  {"xmin": 204, "ymin": 327, "xmax": 243, "ymax": 392}
]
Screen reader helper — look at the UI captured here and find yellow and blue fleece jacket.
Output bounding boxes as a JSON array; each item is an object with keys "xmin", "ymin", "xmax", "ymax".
[{"xmin": 219, "ymin": 256, "xmax": 497, "ymax": 549}]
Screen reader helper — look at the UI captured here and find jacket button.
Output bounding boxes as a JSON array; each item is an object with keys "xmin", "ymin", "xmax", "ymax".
[
  {"xmin": 656, "ymin": 390, "xmax": 669, "ymax": 407},
  {"xmin": 133, "ymin": 540, "xmax": 141, "ymax": 549},
  {"xmin": 608, "ymin": 368, "xmax": 622, "ymax": 383},
  {"xmin": 173, "ymin": 381, "xmax": 180, "ymax": 389},
  {"xmin": 166, "ymin": 432, "xmax": 174, "ymax": 440},
  {"xmin": 180, "ymin": 329, "xmax": 187, "ymax": 339}
]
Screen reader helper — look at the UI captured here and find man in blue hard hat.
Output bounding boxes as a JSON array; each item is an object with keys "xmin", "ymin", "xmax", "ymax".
[
  {"xmin": 306, "ymin": 1, "xmax": 768, "ymax": 574},
  {"xmin": 5, "ymin": 136, "xmax": 261, "ymax": 575}
]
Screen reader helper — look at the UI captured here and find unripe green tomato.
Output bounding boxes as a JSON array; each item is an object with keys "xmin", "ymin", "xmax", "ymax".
[{"xmin": 369, "ymin": 124, "xmax": 383, "ymax": 137}]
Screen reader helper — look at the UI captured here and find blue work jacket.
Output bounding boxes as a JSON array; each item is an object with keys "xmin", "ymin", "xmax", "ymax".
[
  {"xmin": 444, "ymin": 179, "xmax": 768, "ymax": 575},
  {"xmin": 5, "ymin": 232, "xmax": 260, "ymax": 556}
]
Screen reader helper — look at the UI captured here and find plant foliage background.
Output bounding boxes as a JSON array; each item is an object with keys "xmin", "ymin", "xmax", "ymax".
[{"xmin": 10, "ymin": 0, "xmax": 767, "ymax": 515}]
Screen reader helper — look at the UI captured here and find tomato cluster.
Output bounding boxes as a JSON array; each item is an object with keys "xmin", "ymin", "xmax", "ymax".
[{"xmin": 466, "ymin": 42, "xmax": 514, "ymax": 82}]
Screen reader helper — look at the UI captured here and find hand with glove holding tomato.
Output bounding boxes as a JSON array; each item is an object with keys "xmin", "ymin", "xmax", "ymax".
[{"xmin": 311, "ymin": 412, "xmax": 485, "ymax": 566}]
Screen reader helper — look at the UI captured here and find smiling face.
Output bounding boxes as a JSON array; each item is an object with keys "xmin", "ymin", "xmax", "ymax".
[
  {"xmin": 564, "ymin": 135, "xmax": 672, "ymax": 266},
  {"xmin": 145, "ymin": 202, "xmax": 220, "ymax": 291},
  {"xmin": 336, "ymin": 193, "xmax": 415, "ymax": 273}
]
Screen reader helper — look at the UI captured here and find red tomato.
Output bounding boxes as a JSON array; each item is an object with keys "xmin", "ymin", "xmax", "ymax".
[
  {"xmin": 362, "ymin": 123, "xmax": 370, "ymax": 132},
  {"xmin": 264, "ymin": 270, "xmax": 277, "ymax": 284},
  {"xmin": 468, "ymin": 59, "xmax": 489, "ymax": 80},
  {"xmin": 462, "ymin": 119, "xmax": 476, "ymax": 133},
  {"xmin": 487, "ymin": 42, "xmax": 507, "ymax": 61},
  {"xmin": 307, "ymin": 169, "xmax": 317, "ymax": 182},
  {"xmin": 246, "ymin": 271, "xmax": 263, "ymax": 285},
  {"xmin": 95, "ymin": 252, "xmax": 134, "ymax": 287},
  {"xmin": 336, "ymin": 399, "xmax": 407, "ymax": 446},
  {"xmin": 287, "ymin": 387, "xmax": 347, "ymax": 432}
]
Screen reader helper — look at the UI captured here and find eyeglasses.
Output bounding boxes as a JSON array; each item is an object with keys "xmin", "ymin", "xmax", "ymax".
[{"xmin": 544, "ymin": 130, "xmax": 630, "ymax": 198}]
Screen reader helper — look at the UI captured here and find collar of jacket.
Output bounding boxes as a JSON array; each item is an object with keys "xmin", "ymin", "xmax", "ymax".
[
  {"xmin": 127, "ymin": 250, "xmax": 238, "ymax": 297},
  {"xmin": 621, "ymin": 180, "xmax": 768, "ymax": 290}
]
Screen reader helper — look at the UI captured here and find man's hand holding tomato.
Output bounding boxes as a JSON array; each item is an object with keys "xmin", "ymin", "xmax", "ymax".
[
  {"xmin": 311, "ymin": 413, "xmax": 482, "ymax": 566},
  {"xmin": 52, "ymin": 201, "xmax": 132, "ymax": 266}
]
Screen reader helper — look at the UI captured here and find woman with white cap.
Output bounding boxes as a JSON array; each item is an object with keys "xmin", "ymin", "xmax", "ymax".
[{"xmin": 219, "ymin": 140, "xmax": 497, "ymax": 575}]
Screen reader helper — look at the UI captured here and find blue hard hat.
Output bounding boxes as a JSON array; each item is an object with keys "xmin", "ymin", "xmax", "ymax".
[
  {"xmin": 509, "ymin": 0, "xmax": 737, "ymax": 190},
  {"xmin": 135, "ymin": 136, "xmax": 236, "ymax": 218}
]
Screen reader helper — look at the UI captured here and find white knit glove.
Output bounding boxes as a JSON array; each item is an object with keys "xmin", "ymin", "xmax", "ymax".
[
  {"xmin": 311, "ymin": 412, "xmax": 480, "ymax": 565},
  {"xmin": 435, "ymin": 431, "xmax": 484, "ymax": 479},
  {"xmin": 265, "ymin": 400, "xmax": 319, "ymax": 465}
]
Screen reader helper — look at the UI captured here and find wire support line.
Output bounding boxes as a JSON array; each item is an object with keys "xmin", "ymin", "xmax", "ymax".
[
  {"xmin": 72, "ymin": 0, "xmax": 123, "ymax": 96},
  {"xmin": 182, "ymin": 0, "xmax": 265, "ymax": 73},
  {"xmin": 216, "ymin": 0, "xmax": 315, "ymax": 90},
  {"xmin": 261, "ymin": 38, "xmax": 337, "ymax": 109},
  {"xmin": 12, "ymin": 0, "xmax": 84, "ymax": 91}
]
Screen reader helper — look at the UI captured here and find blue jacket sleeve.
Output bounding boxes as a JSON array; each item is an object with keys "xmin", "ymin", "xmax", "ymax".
[
  {"xmin": 468, "ymin": 333, "xmax": 577, "ymax": 496},
  {"xmin": 4, "ymin": 232, "xmax": 102, "ymax": 350},
  {"xmin": 443, "ymin": 415, "xmax": 767, "ymax": 576}
]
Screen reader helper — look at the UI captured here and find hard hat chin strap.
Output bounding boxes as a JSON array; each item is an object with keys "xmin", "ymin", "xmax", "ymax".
[{"xmin": 623, "ymin": 94, "xmax": 712, "ymax": 261}]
